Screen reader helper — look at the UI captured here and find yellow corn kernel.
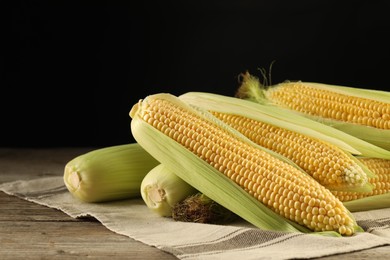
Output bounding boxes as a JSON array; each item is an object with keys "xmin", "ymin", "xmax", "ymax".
[
  {"xmin": 332, "ymin": 158, "xmax": 390, "ymax": 202},
  {"xmin": 211, "ymin": 111, "xmax": 369, "ymax": 191},
  {"xmin": 269, "ymin": 82, "xmax": 389, "ymax": 129},
  {"xmin": 130, "ymin": 93, "xmax": 359, "ymax": 236}
]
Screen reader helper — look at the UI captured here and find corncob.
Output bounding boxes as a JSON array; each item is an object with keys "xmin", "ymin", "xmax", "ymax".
[
  {"xmin": 236, "ymin": 72, "xmax": 390, "ymax": 150},
  {"xmin": 332, "ymin": 158, "xmax": 390, "ymax": 203},
  {"xmin": 179, "ymin": 92, "xmax": 382, "ymax": 192},
  {"xmin": 130, "ymin": 93, "xmax": 361, "ymax": 236},
  {"xmin": 64, "ymin": 143, "xmax": 159, "ymax": 203},
  {"xmin": 179, "ymin": 92, "xmax": 390, "ymax": 160},
  {"xmin": 211, "ymin": 112, "xmax": 369, "ymax": 191}
]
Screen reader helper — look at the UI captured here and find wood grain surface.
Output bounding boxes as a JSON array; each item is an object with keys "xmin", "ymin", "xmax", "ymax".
[{"xmin": 0, "ymin": 148, "xmax": 389, "ymax": 259}]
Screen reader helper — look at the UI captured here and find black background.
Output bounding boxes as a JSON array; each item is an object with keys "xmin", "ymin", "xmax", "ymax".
[{"xmin": 3, "ymin": 1, "xmax": 390, "ymax": 148}]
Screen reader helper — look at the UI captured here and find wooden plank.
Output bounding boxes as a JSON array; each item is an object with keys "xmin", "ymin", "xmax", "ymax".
[
  {"xmin": 0, "ymin": 220, "xmax": 176, "ymax": 259},
  {"xmin": 0, "ymin": 192, "xmax": 176, "ymax": 259},
  {"xmin": 0, "ymin": 192, "xmax": 79, "ymax": 222}
]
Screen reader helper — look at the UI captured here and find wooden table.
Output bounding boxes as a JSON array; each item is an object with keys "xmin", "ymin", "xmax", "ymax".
[{"xmin": 0, "ymin": 148, "xmax": 389, "ymax": 259}]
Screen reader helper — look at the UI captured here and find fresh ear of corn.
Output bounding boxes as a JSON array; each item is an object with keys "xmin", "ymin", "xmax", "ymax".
[
  {"xmin": 64, "ymin": 143, "xmax": 159, "ymax": 203},
  {"xmin": 180, "ymin": 91, "xmax": 390, "ymax": 160},
  {"xmin": 140, "ymin": 164, "xmax": 198, "ymax": 217},
  {"xmin": 130, "ymin": 93, "xmax": 362, "ymax": 236},
  {"xmin": 236, "ymin": 72, "xmax": 390, "ymax": 150},
  {"xmin": 333, "ymin": 158, "xmax": 390, "ymax": 212},
  {"xmin": 179, "ymin": 91, "xmax": 380, "ymax": 192}
]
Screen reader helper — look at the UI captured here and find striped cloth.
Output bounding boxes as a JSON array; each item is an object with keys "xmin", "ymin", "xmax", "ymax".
[{"xmin": 1, "ymin": 176, "xmax": 390, "ymax": 260}]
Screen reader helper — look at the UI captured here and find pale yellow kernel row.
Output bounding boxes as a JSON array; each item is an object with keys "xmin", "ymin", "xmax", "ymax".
[{"xmin": 268, "ymin": 82, "xmax": 390, "ymax": 129}]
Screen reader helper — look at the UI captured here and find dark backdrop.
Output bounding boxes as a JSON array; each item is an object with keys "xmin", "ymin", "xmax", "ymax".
[{"xmin": 3, "ymin": 1, "xmax": 389, "ymax": 148}]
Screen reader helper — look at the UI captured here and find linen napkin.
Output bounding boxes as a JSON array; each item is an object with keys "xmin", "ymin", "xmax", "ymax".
[{"xmin": 1, "ymin": 176, "xmax": 390, "ymax": 260}]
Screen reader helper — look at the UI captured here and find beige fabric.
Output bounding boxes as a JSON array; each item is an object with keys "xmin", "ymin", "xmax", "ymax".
[{"xmin": 1, "ymin": 176, "xmax": 390, "ymax": 260}]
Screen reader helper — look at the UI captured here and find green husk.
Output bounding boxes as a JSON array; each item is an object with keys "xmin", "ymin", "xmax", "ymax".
[
  {"xmin": 311, "ymin": 119, "xmax": 390, "ymax": 151},
  {"xmin": 236, "ymin": 72, "xmax": 390, "ymax": 153},
  {"xmin": 63, "ymin": 143, "xmax": 159, "ymax": 203},
  {"xmin": 130, "ymin": 93, "xmax": 360, "ymax": 236},
  {"xmin": 344, "ymin": 192, "xmax": 390, "ymax": 212}
]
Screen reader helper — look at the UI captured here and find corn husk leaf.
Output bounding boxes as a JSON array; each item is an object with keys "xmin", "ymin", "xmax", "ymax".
[
  {"xmin": 343, "ymin": 192, "xmax": 390, "ymax": 212},
  {"xmin": 308, "ymin": 118, "xmax": 390, "ymax": 151}
]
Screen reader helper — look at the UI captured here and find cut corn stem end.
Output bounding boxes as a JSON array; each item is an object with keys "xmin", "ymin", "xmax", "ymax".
[
  {"xmin": 145, "ymin": 184, "xmax": 166, "ymax": 206},
  {"xmin": 141, "ymin": 182, "xmax": 172, "ymax": 216},
  {"xmin": 140, "ymin": 164, "xmax": 198, "ymax": 217},
  {"xmin": 69, "ymin": 171, "xmax": 81, "ymax": 191}
]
